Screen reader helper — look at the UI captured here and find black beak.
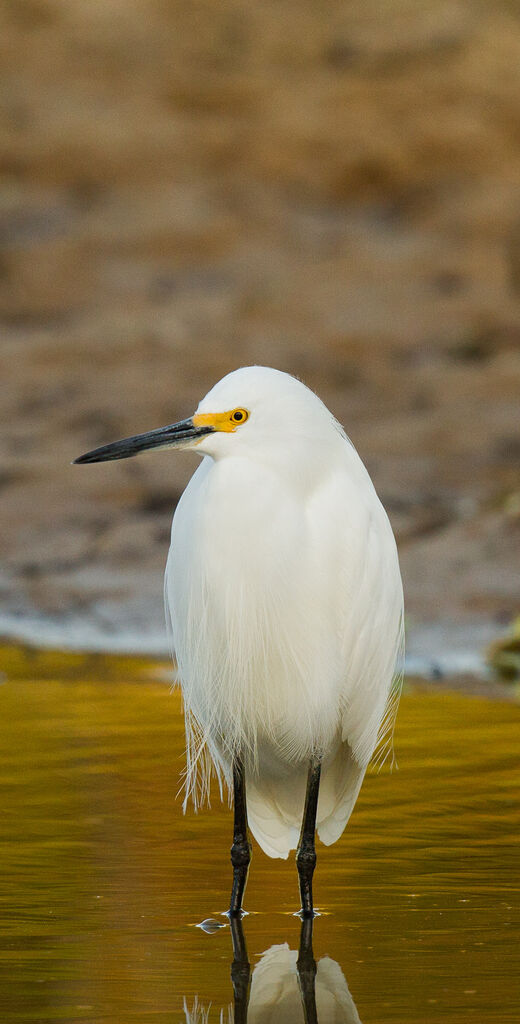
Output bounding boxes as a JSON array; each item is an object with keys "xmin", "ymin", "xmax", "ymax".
[{"xmin": 73, "ymin": 417, "xmax": 214, "ymax": 464}]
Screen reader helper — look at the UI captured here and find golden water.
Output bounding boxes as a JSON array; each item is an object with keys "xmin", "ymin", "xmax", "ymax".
[{"xmin": 0, "ymin": 646, "xmax": 518, "ymax": 1023}]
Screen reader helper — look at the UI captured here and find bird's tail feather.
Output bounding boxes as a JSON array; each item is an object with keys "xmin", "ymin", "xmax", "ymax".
[{"xmin": 246, "ymin": 742, "xmax": 365, "ymax": 859}]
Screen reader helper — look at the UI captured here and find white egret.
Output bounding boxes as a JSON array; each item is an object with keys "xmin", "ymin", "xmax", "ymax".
[{"xmin": 75, "ymin": 366, "xmax": 404, "ymax": 918}]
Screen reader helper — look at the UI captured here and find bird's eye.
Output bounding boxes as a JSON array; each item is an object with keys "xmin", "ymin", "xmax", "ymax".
[{"xmin": 231, "ymin": 409, "xmax": 248, "ymax": 424}]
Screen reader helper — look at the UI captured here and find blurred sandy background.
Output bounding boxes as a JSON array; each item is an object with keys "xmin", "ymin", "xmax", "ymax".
[{"xmin": 0, "ymin": 0, "xmax": 518, "ymax": 665}]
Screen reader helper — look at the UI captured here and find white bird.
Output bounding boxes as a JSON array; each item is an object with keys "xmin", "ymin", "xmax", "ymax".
[{"xmin": 75, "ymin": 366, "xmax": 404, "ymax": 917}]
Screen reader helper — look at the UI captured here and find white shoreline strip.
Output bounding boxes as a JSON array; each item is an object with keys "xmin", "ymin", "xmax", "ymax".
[{"xmin": 0, "ymin": 612, "xmax": 501, "ymax": 679}]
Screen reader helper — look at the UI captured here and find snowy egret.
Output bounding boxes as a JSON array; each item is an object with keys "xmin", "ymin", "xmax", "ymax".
[{"xmin": 75, "ymin": 366, "xmax": 404, "ymax": 918}]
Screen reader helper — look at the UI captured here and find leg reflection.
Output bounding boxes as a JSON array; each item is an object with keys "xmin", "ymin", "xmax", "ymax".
[
  {"xmin": 297, "ymin": 916, "xmax": 318, "ymax": 1024},
  {"xmin": 230, "ymin": 915, "xmax": 251, "ymax": 1024}
]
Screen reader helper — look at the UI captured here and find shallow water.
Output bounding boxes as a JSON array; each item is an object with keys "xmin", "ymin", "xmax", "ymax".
[{"xmin": 0, "ymin": 646, "xmax": 518, "ymax": 1023}]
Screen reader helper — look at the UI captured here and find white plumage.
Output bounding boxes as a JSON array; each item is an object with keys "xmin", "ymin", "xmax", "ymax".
[
  {"xmin": 164, "ymin": 366, "xmax": 404, "ymax": 859},
  {"xmin": 248, "ymin": 942, "xmax": 362, "ymax": 1024},
  {"xmin": 75, "ymin": 363, "xmax": 403, "ymax": 879}
]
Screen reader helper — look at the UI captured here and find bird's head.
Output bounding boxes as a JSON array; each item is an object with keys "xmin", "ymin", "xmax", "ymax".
[{"xmin": 74, "ymin": 366, "xmax": 343, "ymax": 467}]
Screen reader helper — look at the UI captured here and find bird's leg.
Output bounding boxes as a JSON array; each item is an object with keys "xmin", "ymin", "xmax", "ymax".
[
  {"xmin": 229, "ymin": 914, "xmax": 251, "ymax": 1024},
  {"xmin": 297, "ymin": 915, "xmax": 318, "ymax": 1024},
  {"xmin": 296, "ymin": 756, "xmax": 321, "ymax": 918},
  {"xmin": 229, "ymin": 756, "xmax": 252, "ymax": 917}
]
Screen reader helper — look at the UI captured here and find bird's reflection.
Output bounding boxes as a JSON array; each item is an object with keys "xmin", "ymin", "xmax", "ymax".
[{"xmin": 186, "ymin": 915, "xmax": 362, "ymax": 1023}]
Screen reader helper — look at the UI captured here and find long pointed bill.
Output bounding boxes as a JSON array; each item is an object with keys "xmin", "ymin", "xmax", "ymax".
[{"xmin": 73, "ymin": 417, "xmax": 215, "ymax": 464}]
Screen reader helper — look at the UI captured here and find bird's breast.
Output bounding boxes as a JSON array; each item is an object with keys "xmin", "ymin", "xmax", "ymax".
[{"xmin": 165, "ymin": 456, "xmax": 345, "ymax": 763}]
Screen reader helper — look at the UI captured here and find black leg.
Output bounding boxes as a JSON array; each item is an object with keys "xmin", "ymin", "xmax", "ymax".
[
  {"xmin": 229, "ymin": 914, "xmax": 251, "ymax": 1024},
  {"xmin": 229, "ymin": 757, "xmax": 252, "ymax": 917},
  {"xmin": 296, "ymin": 757, "xmax": 321, "ymax": 918},
  {"xmin": 297, "ymin": 916, "xmax": 318, "ymax": 1024}
]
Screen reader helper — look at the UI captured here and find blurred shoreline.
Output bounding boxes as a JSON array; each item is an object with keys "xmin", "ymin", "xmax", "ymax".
[
  {"xmin": 1, "ymin": 2, "xmax": 518, "ymax": 681},
  {"xmin": 1, "ymin": 630, "xmax": 517, "ymax": 706},
  {"xmin": 0, "ymin": 608, "xmax": 503, "ymax": 680}
]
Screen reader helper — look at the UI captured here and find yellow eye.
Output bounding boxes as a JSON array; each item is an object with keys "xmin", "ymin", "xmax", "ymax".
[{"xmin": 231, "ymin": 409, "xmax": 249, "ymax": 424}]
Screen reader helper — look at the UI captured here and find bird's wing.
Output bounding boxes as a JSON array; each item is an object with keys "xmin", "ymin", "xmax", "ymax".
[
  {"xmin": 302, "ymin": 453, "xmax": 403, "ymax": 845},
  {"xmin": 307, "ymin": 451, "xmax": 404, "ymax": 772},
  {"xmin": 244, "ymin": 452, "xmax": 403, "ymax": 857},
  {"xmin": 333, "ymin": 460, "xmax": 404, "ymax": 771}
]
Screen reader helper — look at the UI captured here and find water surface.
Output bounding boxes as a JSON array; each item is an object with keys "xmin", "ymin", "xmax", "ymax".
[{"xmin": 0, "ymin": 646, "xmax": 518, "ymax": 1023}]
